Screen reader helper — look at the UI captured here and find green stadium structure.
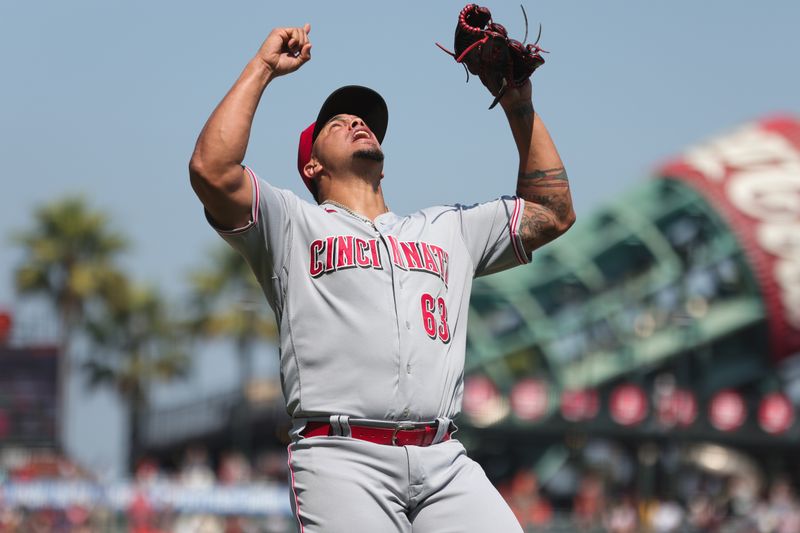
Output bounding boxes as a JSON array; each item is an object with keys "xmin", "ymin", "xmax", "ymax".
[
  {"xmin": 138, "ymin": 116, "xmax": 800, "ymax": 478},
  {"xmin": 461, "ymin": 115, "xmax": 800, "ymax": 444}
]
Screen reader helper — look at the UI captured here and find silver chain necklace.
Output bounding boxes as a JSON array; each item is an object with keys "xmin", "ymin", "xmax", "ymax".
[{"xmin": 322, "ymin": 200, "xmax": 387, "ymax": 227}]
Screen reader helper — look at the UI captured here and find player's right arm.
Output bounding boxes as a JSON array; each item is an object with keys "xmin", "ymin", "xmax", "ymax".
[{"xmin": 189, "ymin": 25, "xmax": 312, "ymax": 230}]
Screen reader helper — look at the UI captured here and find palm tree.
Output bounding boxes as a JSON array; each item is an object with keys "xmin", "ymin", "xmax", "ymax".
[
  {"xmin": 187, "ymin": 244, "xmax": 278, "ymax": 453},
  {"xmin": 83, "ymin": 280, "xmax": 190, "ymax": 469},
  {"xmin": 13, "ymin": 196, "xmax": 127, "ymax": 447}
]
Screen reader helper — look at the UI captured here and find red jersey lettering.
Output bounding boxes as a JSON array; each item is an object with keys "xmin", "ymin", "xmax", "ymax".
[
  {"xmin": 421, "ymin": 243, "xmax": 439, "ymax": 275},
  {"xmin": 309, "ymin": 236, "xmax": 383, "ymax": 278},
  {"xmin": 431, "ymin": 245, "xmax": 449, "ymax": 286},
  {"xmin": 336, "ymin": 235, "xmax": 355, "ymax": 270},
  {"xmin": 309, "ymin": 239, "xmax": 325, "ymax": 277},
  {"xmin": 386, "ymin": 235, "xmax": 406, "ymax": 270},
  {"xmin": 355, "ymin": 238, "xmax": 370, "ymax": 267},
  {"xmin": 368, "ymin": 239, "xmax": 382, "ymax": 269},
  {"xmin": 401, "ymin": 241, "xmax": 423, "ymax": 270},
  {"xmin": 325, "ymin": 236, "xmax": 336, "ymax": 272}
]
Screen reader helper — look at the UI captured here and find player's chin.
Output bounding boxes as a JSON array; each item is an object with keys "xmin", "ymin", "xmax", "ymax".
[{"xmin": 353, "ymin": 147, "xmax": 384, "ymax": 163}]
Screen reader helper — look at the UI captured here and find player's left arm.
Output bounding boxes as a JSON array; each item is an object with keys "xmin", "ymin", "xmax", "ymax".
[{"xmin": 499, "ymin": 80, "xmax": 576, "ymax": 253}]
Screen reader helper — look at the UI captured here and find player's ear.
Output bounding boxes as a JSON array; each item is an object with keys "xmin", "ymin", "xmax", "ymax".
[{"xmin": 304, "ymin": 158, "xmax": 321, "ymax": 180}]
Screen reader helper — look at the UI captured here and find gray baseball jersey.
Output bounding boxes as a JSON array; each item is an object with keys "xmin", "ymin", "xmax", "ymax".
[
  {"xmin": 212, "ymin": 167, "xmax": 529, "ymax": 426},
  {"xmin": 210, "ymin": 166, "xmax": 530, "ymax": 532}
]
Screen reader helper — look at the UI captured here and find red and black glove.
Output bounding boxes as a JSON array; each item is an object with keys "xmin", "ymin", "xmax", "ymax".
[{"xmin": 437, "ymin": 4, "xmax": 546, "ymax": 109}]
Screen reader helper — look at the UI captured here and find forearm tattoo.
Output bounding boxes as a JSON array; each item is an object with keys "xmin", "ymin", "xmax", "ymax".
[
  {"xmin": 517, "ymin": 166, "xmax": 574, "ymax": 249},
  {"xmin": 519, "ymin": 203, "xmax": 561, "ymax": 245},
  {"xmin": 518, "ymin": 167, "xmax": 569, "ymax": 187},
  {"xmin": 527, "ymin": 194, "xmax": 572, "ymax": 220}
]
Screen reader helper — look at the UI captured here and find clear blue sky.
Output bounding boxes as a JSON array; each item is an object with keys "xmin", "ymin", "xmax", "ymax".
[{"xmin": 1, "ymin": 1, "xmax": 798, "ymax": 475}]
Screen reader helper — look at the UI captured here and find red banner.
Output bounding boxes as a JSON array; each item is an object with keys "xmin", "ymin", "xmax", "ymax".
[
  {"xmin": 510, "ymin": 378, "xmax": 549, "ymax": 421},
  {"xmin": 609, "ymin": 384, "xmax": 649, "ymax": 426},
  {"xmin": 758, "ymin": 392, "xmax": 795, "ymax": 435},
  {"xmin": 658, "ymin": 115, "xmax": 800, "ymax": 362},
  {"xmin": 560, "ymin": 389, "xmax": 599, "ymax": 422},
  {"xmin": 462, "ymin": 375, "xmax": 498, "ymax": 417},
  {"xmin": 709, "ymin": 389, "xmax": 747, "ymax": 431}
]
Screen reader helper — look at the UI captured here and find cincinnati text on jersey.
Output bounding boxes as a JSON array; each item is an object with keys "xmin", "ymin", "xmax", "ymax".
[{"xmin": 308, "ymin": 235, "xmax": 450, "ymax": 286}]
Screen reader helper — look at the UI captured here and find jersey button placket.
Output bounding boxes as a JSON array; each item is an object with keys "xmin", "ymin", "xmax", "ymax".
[{"xmin": 377, "ymin": 222, "xmax": 410, "ymax": 416}]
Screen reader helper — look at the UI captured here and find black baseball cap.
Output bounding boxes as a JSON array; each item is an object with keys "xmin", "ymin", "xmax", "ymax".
[
  {"xmin": 297, "ymin": 85, "xmax": 389, "ymax": 192},
  {"xmin": 312, "ymin": 85, "xmax": 388, "ymax": 143}
]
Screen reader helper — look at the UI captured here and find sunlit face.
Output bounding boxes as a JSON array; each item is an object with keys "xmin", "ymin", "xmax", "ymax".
[{"xmin": 311, "ymin": 114, "xmax": 384, "ymax": 171}]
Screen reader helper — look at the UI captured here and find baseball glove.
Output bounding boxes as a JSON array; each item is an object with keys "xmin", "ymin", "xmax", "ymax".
[{"xmin": 436, "ymin": 4, "xmax": 546, "ymax": 109}]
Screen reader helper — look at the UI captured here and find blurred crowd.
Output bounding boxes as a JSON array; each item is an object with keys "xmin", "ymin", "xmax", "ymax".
[
  {"xmin": 0, "ymin": 447, "xmax": 295, "ymax": 533},
  {"xmin": 2, "ymin": 445, "xmax": 800, "ymax": 532},
  {"xmin": 498, "ymin": 467, "xmax": 800, "ymax": 533}
]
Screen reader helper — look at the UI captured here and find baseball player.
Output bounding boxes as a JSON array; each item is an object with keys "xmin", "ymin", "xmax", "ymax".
[{"xmin": 189, "ymin": 22, "xmax": 574, "ymax": 533}]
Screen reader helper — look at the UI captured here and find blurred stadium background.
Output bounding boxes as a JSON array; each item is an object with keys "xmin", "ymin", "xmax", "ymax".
[{"xmin": 1, "ymin": 115, "xmax": 799, "ymax": 532}]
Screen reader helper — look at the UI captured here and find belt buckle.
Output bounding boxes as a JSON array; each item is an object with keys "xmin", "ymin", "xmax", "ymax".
[{"xmin": 391, "ymin": 422, "xmax": 417, "ymax": 446}]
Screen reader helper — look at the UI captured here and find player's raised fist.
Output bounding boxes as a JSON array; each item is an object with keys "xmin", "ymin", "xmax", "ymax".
[{"xmin": 257, "ymin": 24, "xmax": 312, "ymax": 78}]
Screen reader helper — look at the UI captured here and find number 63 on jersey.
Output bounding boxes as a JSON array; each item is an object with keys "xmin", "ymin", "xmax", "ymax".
[{"xmin": 421, "ymin": 293, "xmax": 450, "ymax": 343}]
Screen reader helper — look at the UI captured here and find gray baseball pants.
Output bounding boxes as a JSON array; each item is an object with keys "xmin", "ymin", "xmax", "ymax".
[{"xmin": 287, "ymin": 436, "xmax": 523, "ymax": 532}]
